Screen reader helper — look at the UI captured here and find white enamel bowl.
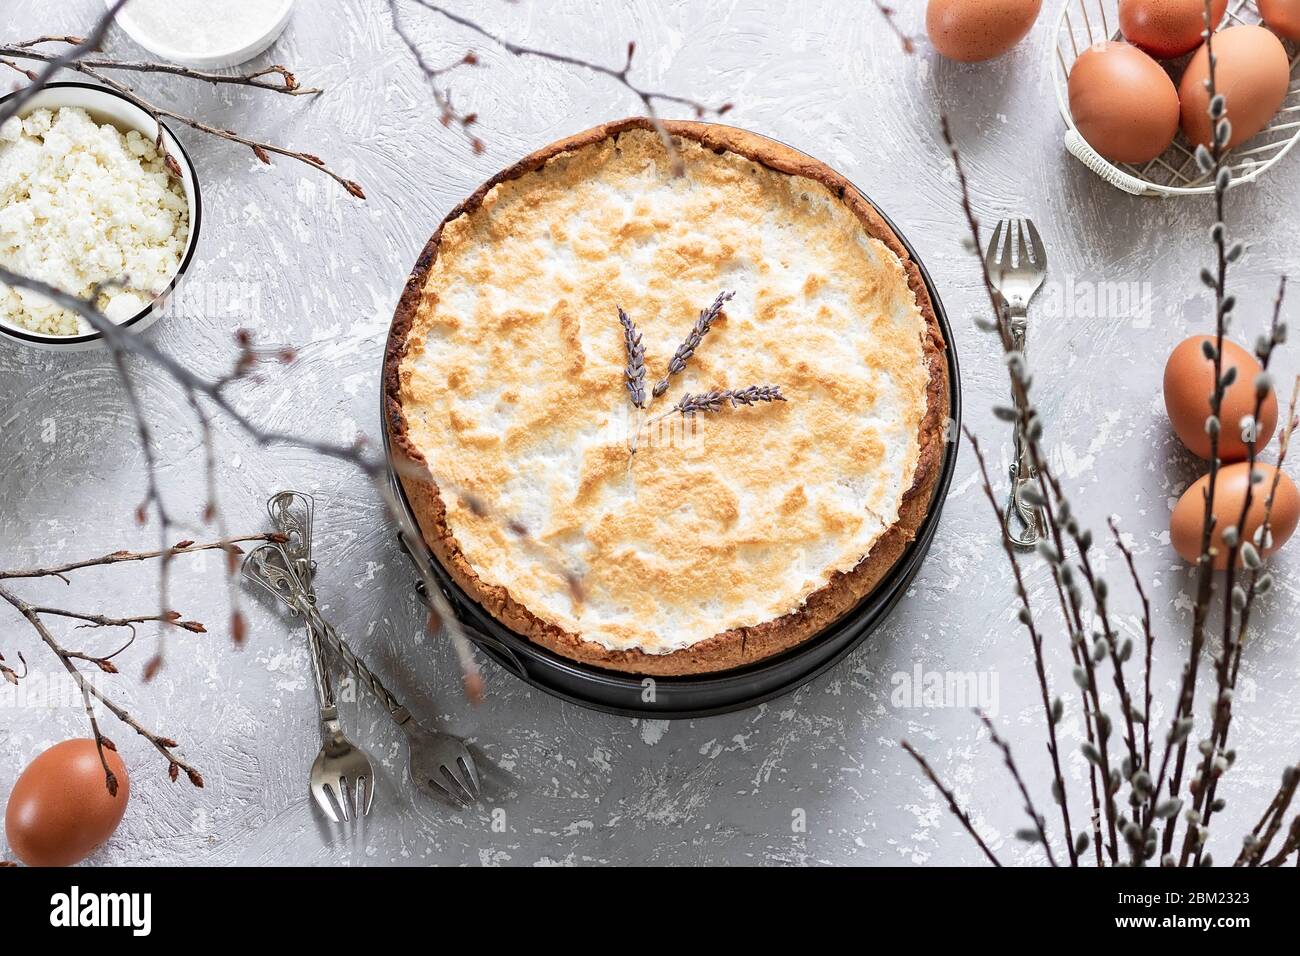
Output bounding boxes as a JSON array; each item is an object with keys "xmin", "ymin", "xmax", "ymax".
[{"xmin": 0, "ymin": 82, "xmax": 202, "ymax": 353}]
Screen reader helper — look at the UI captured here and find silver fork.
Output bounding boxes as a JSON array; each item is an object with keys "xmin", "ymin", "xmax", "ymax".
[
  {"xmin": 243, "ymin": 544, "xmax": 376, "ymax": 822},
  {"xmin": 264, "ymin": 491, "xmax": 480, "ymax": 807},
  {"xmin": 986, "ymin": 217, "xmax": 1048, "ymax": 550},
  {"xmin": 305, "ymin": 605, "xmax": 481, "ymax": 806}
]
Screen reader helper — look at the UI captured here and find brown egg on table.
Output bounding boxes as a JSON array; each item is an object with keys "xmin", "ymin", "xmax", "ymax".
[
  {"xmin": 1068, "ymin": 42, "xmax": 1180, "ymax": 164},
  {"xmin": 1259, "ymin": 0, "xmax": 1300, "ymax": 41},
  {"xmin": 1180, "ymin": 25, "xmax": 1290, "ymax": 151},
  {"xmin": 4, "ymin": 739, "xmax": 129, "ymax": 867},
  {"xmin": 1119, "ymin": 0, "xmax": 1228, "ymax": 59},
  {"xmin": 926, "ymin": 0, "xmax": 1042, "ymax": 62},
  {"xmin": 1170, "ymin": 462, "xmax": 1300, "ymax": 568},
  {"xmin": 1164, "ymin": 335, "xmax": 1278, "ymax": 461}
]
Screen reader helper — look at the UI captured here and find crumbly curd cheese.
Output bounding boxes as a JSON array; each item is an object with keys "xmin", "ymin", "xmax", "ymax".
[{"xmin": 0, "ymin": 107, "xmax": 189, "ymax": 336}]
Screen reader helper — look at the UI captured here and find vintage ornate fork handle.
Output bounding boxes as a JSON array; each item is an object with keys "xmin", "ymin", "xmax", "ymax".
[
  {"xmin": 1005, "ymin": 455, "xmax": 1044, "ymax": 549},
  {"xmin": 250, "ymin": 492, "xmax": 479, "ymax": 806},
  {"xmin": 263, "ymin": 492, "xmax": 413, "ymax": 725},
  {"xmin": 243, "ymin": 544, "xmax": 339, "ymax": 724},
  {"xmin": 986, "ymin": 218, "xmax": 1049, "ymax": 551},
  {"xmin": 1002, "ymin": 309, "xmax": 1045, "ymax": 550},
  {"xmin": 304, "ymin": 608, "xmax": 341, "ymax": 731},
  {"xmin": 303, "ymin": 604, "xmax": 412, "ymax": 726}
]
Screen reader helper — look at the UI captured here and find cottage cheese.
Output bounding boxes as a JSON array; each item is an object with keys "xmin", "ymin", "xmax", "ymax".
[{"xmin": 0, "ymin": 107, "xmax": 189, "ymax": 336}]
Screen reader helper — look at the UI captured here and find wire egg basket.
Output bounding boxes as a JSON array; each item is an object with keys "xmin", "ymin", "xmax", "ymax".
[{"xmin": 1052, "ymin": 0, "xmax": 1300, "ymax": 196}]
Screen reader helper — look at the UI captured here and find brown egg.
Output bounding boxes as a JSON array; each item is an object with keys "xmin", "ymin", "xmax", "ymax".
[
  {"xmin": 1180, "ymin": 25, "xmax": 1290, "ymax": 150},
  {"xmin": 1069, "ymin": 42, "xmax": 1180, "ymax": 164},
  {"xmin": 1120, "ymin": 0, "xmax": 1228, "ymax": 59},
  {"xmin": 927, "ymin": 0, "xmax": 1042, "ymax": 62},
  {"xmin": 5, "ymin": 739, "xmax": 129, "ymax": 867},
  {"xmin": 1164, "ymin": 335, "xmax": 1278, "ymax": 461},
  {"xmin": 1258, "ymin": 0, "xmax": 1300, "ymax": 40},
  {"xmin": 1171, "ymin": 463, "xmax": 1300, "ymax": 568}
]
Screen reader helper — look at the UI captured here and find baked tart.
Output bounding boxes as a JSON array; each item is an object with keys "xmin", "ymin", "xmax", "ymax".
[{"xmin": 385, "ymin": 119, "xmax": 949, "ymax": 676}]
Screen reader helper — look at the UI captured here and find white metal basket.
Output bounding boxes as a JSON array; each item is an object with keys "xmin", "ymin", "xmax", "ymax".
[{"xmin": 1052, "ymin": 0, "xmax": 1300, "ymax": 196}]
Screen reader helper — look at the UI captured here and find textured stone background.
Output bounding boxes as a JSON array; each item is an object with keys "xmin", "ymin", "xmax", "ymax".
[{"xmin": 1, "ymin": 0, "xmax": 1297, "ymax": 866}]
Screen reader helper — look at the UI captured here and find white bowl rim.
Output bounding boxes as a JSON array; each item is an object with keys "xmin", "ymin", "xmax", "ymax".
[
  {"xmin": 108, "ymin": 0, "xmax": 296, "ymax": 70},
  {"xmin": 0, "ymin": 80, "xmax": 203, "ymax": 347}
]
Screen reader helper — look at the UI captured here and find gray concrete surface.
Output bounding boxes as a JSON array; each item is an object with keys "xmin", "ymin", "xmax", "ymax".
[{"xmin": 1, "ymin": 0, "xmax": 1297, "ymax": 866}]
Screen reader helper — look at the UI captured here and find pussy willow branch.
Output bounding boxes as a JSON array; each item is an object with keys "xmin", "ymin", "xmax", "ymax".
[
  {"xmin": 1018, "ymin": 455, "xmax": 1126, "ymax": 862},
  {"xmin": 940, "ymin": 110, "xmax": 1229, "ymax": 867},
  {"xmin": 1160, "ymin": 6, "xmax": 1231, "ymax": 858},
  {"xmin": 391, "ymin": 0, "xmax": 733, "ymax": 172},
  {"xmin": 1222, "ymin": 374, "xmax": 1300, "ymax": 699},
  {"xmin": 1237, "ymin": 764, "xmax": 1299, "ymax": 866},
  {"xmin": 1190, "ymin": 368, "xmax": 1296, "ymax": 863},
  {"xmin": 1260, "ymin": 817, "xmax": 1300, "ymax": 865},
  {"xmin": 977, "ymin": 711, "xmax": 1057, "ymax": 866},
  {"xmin": 1184, "ymin": 283, "xmax": 1286, "ymax": 862},
  {"xmin": 1035, "ymin": 454, "xmax": 1145, "ymax": 864},
  {"xmin": 1224, "ymin": 379, "xmax": 1299, "ymax": 702},
  {"xmin": 1108, "ymin": 517, "xmax": 1155, "ymax": 774},
  {"xmin": 901, "ymin": 741, "xmax": 1001, "ymax": 867},
  {"xmin": 939, "ymin": 115, "xmax": 1115, "ymax": 863},
  {"xmin": 1041, "ymin": 453, "xmax": 1143, "ymax": 798},
  {"xmin": 966, "ymin": 428, "xmax": 1077, "ymax": 864},
  {"xmin": 893, "ymin": 2, "xmax": 1298, "ymax": 869}
]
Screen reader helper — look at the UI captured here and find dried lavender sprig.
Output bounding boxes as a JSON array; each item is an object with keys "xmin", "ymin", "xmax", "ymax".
[
  {"xmin": 651, "ymin": 290, "xmax": 734, "ymax": 398},
  {"xmin": 617, "ymin": 307, "xmax": 647, "ymax": 409},
  {"xmin": 666, "ymin": 385, "xmax": 786, "ymax": 418}
]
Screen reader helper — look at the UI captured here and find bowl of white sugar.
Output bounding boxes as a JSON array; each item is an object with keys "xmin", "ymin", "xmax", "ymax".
[
  {"xmin": 111, "ymin": 0, "xmax": 297, "ymax": 70},
  {"xmin": 0, "ymin": 82, "xmax": 201, "ymax": 351}
]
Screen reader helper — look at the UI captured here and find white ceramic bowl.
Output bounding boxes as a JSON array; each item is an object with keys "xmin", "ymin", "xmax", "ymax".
[
  {"xmin": 110, "ymin": 0, "xmax": 296, "ymax": 70},
  {"xmin": 0, "ymin": 82, "xmax": 202, "ymax": 352}
]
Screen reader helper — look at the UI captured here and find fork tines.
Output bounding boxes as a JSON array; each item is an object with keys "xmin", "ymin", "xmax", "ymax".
[
  {"xmin": 315, "ymin": 770, "xmax": 374, "ymax": 823},
  {"xmin": 987, "ymin": 218, "xmax": 1046, "ymax": 273},
  {"xmin": 427, "ymin": 753, "xmax": 480, "ymax": 807}
]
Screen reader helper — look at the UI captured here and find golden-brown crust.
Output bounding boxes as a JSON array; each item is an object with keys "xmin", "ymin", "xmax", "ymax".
[{"xmin": 384, "ymin": 118, "xmax": 949, "ymax": 676}]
